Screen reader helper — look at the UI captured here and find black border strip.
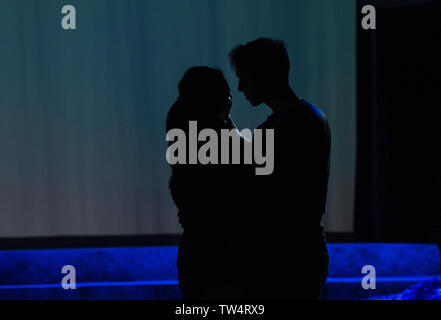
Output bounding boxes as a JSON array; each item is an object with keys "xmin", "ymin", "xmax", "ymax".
[
  {"xmin": 0, "ymin": 233, "xmax": 358, "ymax": 250},
  {"xmin": 0, "ymin": 231, "xmax": 437, "ymax": 250},
  {"xmin": 0, "ymin": 234, "xmax": 182, "ymax": 250}
]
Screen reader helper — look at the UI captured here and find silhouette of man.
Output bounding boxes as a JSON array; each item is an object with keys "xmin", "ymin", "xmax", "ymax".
[{"xmin": 229, "ymin": 38, "xmax": 330, "ymax": 299}]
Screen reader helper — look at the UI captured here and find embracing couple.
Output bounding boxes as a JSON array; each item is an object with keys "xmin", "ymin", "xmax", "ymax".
[{"xmin": 166, "ymin": 38, "xmax": 331, "ymax": 300}]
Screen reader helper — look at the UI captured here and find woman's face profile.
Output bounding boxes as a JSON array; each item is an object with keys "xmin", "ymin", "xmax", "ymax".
[{"xmin": 226, "ymin": 93, "xmax": 233, "ymax": 115}]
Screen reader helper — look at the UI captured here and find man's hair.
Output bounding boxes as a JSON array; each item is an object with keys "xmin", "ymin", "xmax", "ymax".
[{"xmin": 229, "ymin": 38, "xmax": 290, "ymax": 81}]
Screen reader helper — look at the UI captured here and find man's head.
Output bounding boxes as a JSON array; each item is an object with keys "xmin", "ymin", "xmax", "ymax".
[{"xmin": 229, "ymin": 38, "xmax": 291, "ymax": 106}]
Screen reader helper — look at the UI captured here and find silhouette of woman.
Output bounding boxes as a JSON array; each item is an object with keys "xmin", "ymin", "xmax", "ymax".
[{"xmin": 166, "ymin": 67, "xmax": 249, "ymax": 300}]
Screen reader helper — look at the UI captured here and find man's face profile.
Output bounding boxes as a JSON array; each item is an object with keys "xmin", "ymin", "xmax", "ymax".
[{"xmin": 236, "ymin": 69, "xmax": 264, "ymax": 107}]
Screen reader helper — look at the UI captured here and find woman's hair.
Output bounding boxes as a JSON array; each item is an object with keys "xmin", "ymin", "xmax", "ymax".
[{"xmin": 166, "ymin": 66, "xmax": 230, "ymax": 132}]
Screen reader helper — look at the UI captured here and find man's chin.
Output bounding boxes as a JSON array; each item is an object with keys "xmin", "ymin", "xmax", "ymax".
[
  {"xmin": 246, "ymin": 97, "xmax": 260, "ymax": 106},
  {"xmin": 245, "ymin": 95, "xmax": 263, "ymax": 106},
  {"xmin": 250, "ymin": 100, "xmax": 263, "ymax": 107}
]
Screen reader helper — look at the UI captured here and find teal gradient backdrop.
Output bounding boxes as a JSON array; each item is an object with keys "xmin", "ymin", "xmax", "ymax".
[{"xmin": 0, "ymin": 0, "xmax": 356, "ymax": 236}]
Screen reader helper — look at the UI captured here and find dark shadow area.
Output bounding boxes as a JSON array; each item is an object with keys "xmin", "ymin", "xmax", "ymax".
[{"xmin": 355, "ymin": 0, "xmax": 441, "ymax": 242}]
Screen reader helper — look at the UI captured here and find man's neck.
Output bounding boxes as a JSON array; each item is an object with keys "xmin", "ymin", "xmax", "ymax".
[{"xmin": 265, "ymin": 87, "xmax": 300, "ymax": 114}]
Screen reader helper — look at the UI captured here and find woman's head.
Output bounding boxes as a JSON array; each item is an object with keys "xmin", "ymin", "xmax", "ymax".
[
  {"xmin": 178, "ymin": 66, "xmax": 231, "ymax": 114},
  {"xmin": 167, "ymin": 67, "xmax": 232, "ymax": 131}
]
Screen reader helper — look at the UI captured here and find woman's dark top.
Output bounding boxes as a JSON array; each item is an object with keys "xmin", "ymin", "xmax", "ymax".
[{"xmin": 168, "ymin": 116, "xmax": 251, "ymax": 299}]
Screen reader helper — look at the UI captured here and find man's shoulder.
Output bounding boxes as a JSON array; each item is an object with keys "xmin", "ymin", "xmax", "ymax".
[
  {"xmin": 257, "ymin": 99, "xmax": 329, "ymax": 131},
  {"xmin": 300, "ymin": 100, "xmax": 328, "ymax": 124},
  {"xmin": 277, "ymin": 99, "xmax": 328, "ymax": 128}
]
